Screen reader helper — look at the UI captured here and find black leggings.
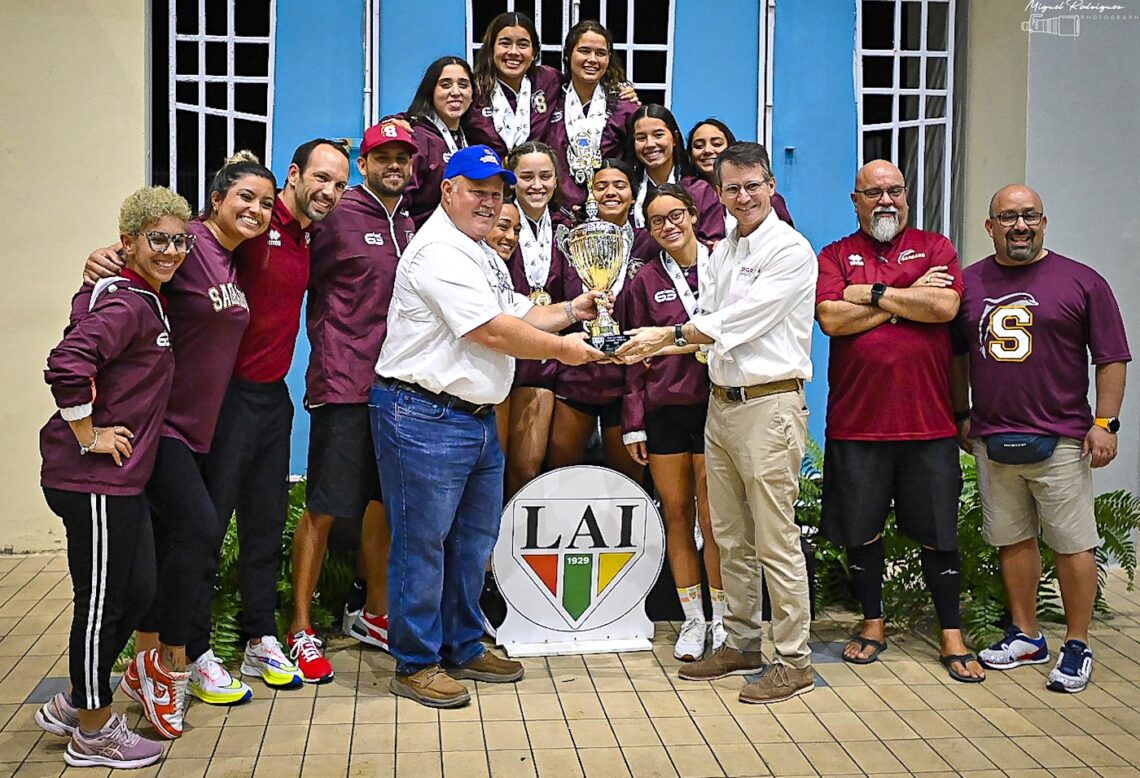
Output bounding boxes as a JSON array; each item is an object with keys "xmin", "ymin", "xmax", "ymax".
[
  {"xmin": 44, "ymin": 487, "xmax": 155, "ymax": 710},
  {"xmin": 199, "ymin": 378, "xmax": 293, "ymax": 650},
  {"xmin": 137, "ymin": 437, "xmax": 225, "ymax": 651}
]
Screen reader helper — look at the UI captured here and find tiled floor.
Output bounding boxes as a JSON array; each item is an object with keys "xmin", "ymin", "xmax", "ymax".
[{"xmin": 4, "ymin": 554, "xmax": 1140, "ymax": 776}]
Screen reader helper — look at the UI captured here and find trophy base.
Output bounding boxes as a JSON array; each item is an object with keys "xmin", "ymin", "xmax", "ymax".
[{"xmin": 591, "ymin": 333, "xmax": 629, "ymax": 355}]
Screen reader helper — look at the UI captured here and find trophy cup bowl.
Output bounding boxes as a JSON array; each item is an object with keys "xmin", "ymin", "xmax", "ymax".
[{"xmin": 556, "ymin": 219, "xmax": 633, "ymax": 355}]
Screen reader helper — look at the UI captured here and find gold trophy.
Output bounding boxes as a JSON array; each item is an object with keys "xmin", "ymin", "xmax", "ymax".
[{"xmin": 556, "ymin": 132, "xmax": 635, "ymax": 355}]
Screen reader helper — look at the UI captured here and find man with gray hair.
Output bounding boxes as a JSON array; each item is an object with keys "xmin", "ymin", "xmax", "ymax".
[
  {"xmin": 815, "ymin": 159, "xmax": 982, "ymax": 683},
  {"xmin": 617, "ymin": 142, "xmax": 817, "ymax": 704}
]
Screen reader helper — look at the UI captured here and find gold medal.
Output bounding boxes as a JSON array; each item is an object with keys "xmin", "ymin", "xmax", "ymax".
[{"xmin": 529, "ymin": 287, "xmax": 552, "ymax": 306}]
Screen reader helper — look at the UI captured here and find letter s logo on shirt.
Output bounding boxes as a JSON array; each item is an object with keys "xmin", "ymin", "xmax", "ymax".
[
  {"xmin": 654, "ymin": 289, "xmax": 678, "ymax": 304},
  {"xmin": 979, "ymin": 293, "xmax": 1039, "ymax": 362},
  {"xmin": 364, "ymin": 232, "xmax": 385, "ymax": 246}
]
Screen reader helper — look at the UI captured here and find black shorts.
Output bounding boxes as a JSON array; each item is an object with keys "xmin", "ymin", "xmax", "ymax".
[
  {"xmin": 646, "ymin": 403, "xmax": 707, "ymax": 456},
  {"xmin": 558, "ymin": 396, "xmax": 623, "ymax": 429},
  {"xmin": 820, "ymin": 437, "xmax": 961, "ymax": 550},
  {"xmin": 306, "ymin": 403, "xmax": 382, "ymax": 519}
]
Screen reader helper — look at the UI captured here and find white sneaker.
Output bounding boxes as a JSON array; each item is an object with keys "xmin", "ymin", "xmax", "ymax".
[
  {"xmin": 240, "ymin": 636, "xmax": 303, "ymax": 689},
  {"xmin": 674, "ymin": 617, "xmax": 708, "ymax": 661},
  {"xmin": 710, "ymin": 619, "xmax": 728, "ymax": 653},
  {"xmin": 190, "ymin": 650, "xmax": 254, "ymax": 705},
  {"xmin": 1047, "ymin": 639, "xmax": 1093, "ymax": 693}
]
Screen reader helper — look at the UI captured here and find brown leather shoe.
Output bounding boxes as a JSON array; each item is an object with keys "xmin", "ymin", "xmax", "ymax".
[
  {"xmin": 739, "ymin": 663, "xmax": 814, "ymax": 704},
  {"xmin": 677, "ymin": 645, "xmax": 765, "ymax": 681},
  {"xmin": 390, "ymin": 665, "xmax": 470, "ymax": 708},
  {"xmin": 447, "ymin": 650, "xmax": 524, "ymax": 683}
]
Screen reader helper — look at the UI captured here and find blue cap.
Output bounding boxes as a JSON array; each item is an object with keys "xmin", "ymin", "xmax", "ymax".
[{"xmin": 444, "ymin": 145, "xmax": 517, "ymax": 186}]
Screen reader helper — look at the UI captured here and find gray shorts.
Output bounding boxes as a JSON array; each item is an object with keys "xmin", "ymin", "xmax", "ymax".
[{"xmin": 973, "ymin": 438, "xmax": 1099, "ymax": 554}]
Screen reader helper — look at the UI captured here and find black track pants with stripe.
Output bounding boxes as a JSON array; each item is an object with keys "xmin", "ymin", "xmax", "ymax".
[{"xmin": 44, "ymin": 488, "xmax": 156, "ymax": 710}]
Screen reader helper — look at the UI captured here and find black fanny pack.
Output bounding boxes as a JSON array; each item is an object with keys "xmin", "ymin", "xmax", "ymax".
[{"xmin": 984, "ymin": 433, "xmax": 1059, "ymax": 465}]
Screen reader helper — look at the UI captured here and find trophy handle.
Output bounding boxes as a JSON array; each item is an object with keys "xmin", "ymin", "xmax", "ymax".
[
  {"xmin": 620, "ymin": 223, "xmax": 635, "ymax": 257},
  {"xmin": 555, "ymin": 224, "xmax": 571, "ymax": 257}
]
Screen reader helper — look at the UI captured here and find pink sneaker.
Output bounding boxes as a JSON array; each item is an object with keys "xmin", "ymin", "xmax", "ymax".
[
  {"xmin": 347, "ymin": 611, "xmax": 389, "ymax": 651},
  {"xmin": 35, "ymin": 692, "xmax": 79, "ymax": 736},
  {"xmin": 66, "ymin": 712, "xmax": 163, "ymax": 768}
]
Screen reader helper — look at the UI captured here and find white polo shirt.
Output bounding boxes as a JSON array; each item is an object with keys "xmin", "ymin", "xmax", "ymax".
[
  {"xmin": 375, "ymin": 207, "xmax": 533, "ymax": 405},
  {"xmin": 691, "ymin": 208, "xmax": 817, "ymax": 388}
]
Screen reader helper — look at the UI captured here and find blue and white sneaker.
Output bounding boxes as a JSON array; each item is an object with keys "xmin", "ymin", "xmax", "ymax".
[
  {"xmin": 979, "ymin": 626, "xmax": 1049, "ymax": 670},
  {"xmin": 1047, "ymin": 639, "xmax": 1093, "ymax": 693},
  {"xmin": 240, "ymin": 635, "xmax": 303, "ymax": 689}
]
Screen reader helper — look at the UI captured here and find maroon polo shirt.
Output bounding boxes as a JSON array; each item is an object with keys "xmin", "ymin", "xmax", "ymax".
[
  {"xmin": 161, "ymin": 219, "xmax": 250, "ymax": 452},
  {"xmin": 462, "ymin": 64, "xmax": 564, "ymax": 157},
  {"xmin": 41, "ymin": 269, "xmax": 174, "ymax": 495},
  {"xmin": 621, "ymin": 254, "xmax": 711, "ymax": 435},
  {"xmin": 505, "ymin": 209, "xmax": 573, "ymax": 390},
  {"xmin": 545, "ymin": 90, "xmax": 640, "ymax": 212},
  {"xmin": 232, "ymin": 195, "xmax": 312, "ymax": 383},
  {"xmin": 956, "ymin": 252, "xmax": 1131, "ymax": 440},
  {"xmin": 816, "ymin": 226, "xmax": 963, "ymax": 441},
  {"xmin": 306, "ymin": 186, "xmax": 415, "ymax": 405}
]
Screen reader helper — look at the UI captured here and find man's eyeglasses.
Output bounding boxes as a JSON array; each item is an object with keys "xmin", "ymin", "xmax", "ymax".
[
  {"xmin": 137, "ymin": 231, "xmax": 196, "ymax": 253},
  {"xmin": 854, "ymin": 185, "xmax": 907, "ymax": 201},
  {"xmin": 648, "ymin": 207, "xmax": 691, "ymax": 230},
  {"xmin": 991, "ymin": 211, "xmax": 1044, "ymax": 227},
  {"xmin": 720, "ymin": 179, "xmax": 771, "ymax": 199}
]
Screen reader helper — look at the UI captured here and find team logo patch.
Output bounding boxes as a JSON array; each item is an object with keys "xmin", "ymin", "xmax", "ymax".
[
  {"xmin": 897, "ymin": 248, "xmax": 926, "ymax": 263},
  {"xmin": 979, "ymin": 292, "xmax": 1039, "ymax": 362},
  {"xmin": 654, "ymin": 289, "xmax": 678, "ymax": 304},
  {"xmin": 551, "ymin": 110, "xmax": 563, "ymax": 123},
  {"xmin": 848, "ymin": 254, "xmax": 864, "ymax": 267},
  {"xmin": 363, "ymin": 232, "xmax": 385, "ymax": 246},
  {"xmin": 482, "ymin": 106, "xmax": 494, "ymax": 118},
  {"xmin": 156, "ymin": 332, "xmax": 171, "ymax": 348},
  {"xmin": 267, "ymin": 229, "xmax": 282, "ymax": 247},
  {"xmin": 480, "ymin": 151, "xmax": 499, "ymax": 165},
  {"xmin": 533, "ymin": 92, "xmax": 548, "ymax": 114}
]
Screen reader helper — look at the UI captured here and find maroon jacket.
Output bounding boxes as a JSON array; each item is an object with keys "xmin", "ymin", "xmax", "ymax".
[
  {"xmin": 41, "ymin": 270, "xmax": 174, "ymax": 495},
  {"xmin": 306, "ymin": 186, "xmax": 415, "ymax": 406},
  {"xmin": 555, "ymin": 225, "xmax": 656, "ymax": 408},
  {"xmin": 405, "ymin": 118, "xmax": 453, "ymax": 229},
  {"xmin": 544, "ymin": 89, "xmax": 640, "ymax": 212},
  {"xmin": 505, "ymin": 209, "xmax": 574, "ymax": 390},
  {"xmin": 621, "ymin": 255, "xmax": 711, "ymax": 436},
  {"xmin": 463, "ymin": 65, "xmax": 564, "ymax": 157},
  {"xmin": 161, "ymin": 219, "xmax": 250, "ymax": 452}
]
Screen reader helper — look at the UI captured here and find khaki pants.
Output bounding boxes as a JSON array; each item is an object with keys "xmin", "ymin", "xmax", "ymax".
[{"xmin": 705, "ymin": 389, "xmax": 811, "ymax": 668}]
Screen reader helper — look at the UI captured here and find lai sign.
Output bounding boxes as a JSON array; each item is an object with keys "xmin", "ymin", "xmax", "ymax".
[{"xmin": 492, "ymin": 466, "xmax": 666, "ymax": 657}]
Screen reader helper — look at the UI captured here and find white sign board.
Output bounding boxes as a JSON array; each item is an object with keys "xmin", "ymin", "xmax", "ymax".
[{"xmin": 492, "ymin": 466, "xmax": 666, "ymax": 657}]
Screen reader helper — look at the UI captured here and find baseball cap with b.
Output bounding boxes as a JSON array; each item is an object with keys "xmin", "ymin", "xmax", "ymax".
[
  {"xmin": 443, "ymin": 145, "xmax": 517, "ymax": 185},
  {"xmin": 360, "ymin": 121, "xmax": 417, "ymax": 156}
]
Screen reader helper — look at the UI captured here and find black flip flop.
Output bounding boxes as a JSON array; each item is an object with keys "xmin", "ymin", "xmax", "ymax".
[
  {"xmin": 843, "ymin": 635, "xmax": 888, "ymax": 664},
  {"xmin": 941, "ymin": 653, "xmax": 985, "ymax": 683}
]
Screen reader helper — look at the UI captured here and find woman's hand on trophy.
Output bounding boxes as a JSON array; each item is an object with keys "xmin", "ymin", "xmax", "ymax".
[
  {"xmin": 569, "ymin": 290, "xmax": 613, "ymax": 322},
  {"xmin": 615, "ymin": 326, "xmax": 673, "ymax": 362}
]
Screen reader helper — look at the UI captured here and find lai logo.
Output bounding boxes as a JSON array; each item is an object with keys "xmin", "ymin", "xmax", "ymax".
[{"xmin": 493, "ymin": 466, "xmax": 665, "ymax": 655}]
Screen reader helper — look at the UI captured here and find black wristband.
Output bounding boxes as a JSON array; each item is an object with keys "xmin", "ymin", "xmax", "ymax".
[{"xmin": 954, "ymin": 408, "xmax": 971, "ymax": 423}]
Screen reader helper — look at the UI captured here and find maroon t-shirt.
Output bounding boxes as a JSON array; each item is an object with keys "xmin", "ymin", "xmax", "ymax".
[
  {"xmin": 232, "ymin": 195, "xmax": 312, "ymax": 383},
  {"xmin": 621, "ymin": 254, "xmax": 711, "ymax": 435},
  {"xmin": 41, "ymin": 269, "xmax": 174, "ymax": 495},
  {"xmin": 545, "ymin": 90, "xmax": 640, "ymax": 212},
  {"xmin": 161, "ymin": 219, "xmax": 250, "ymax": 452},
  {"xmin": 556, "ymin": 225, "xmax": 655, "ymax": 406},
  {"xmin": 956, "ymin": 251, "xmax": 1131, "ymax": 440},
  {"xmin": 306, "ymin": 186, "xmax": 414, "ymax": 405},
  {"xmin": 463, "ymin": 65, "xmax": 564, "ymax": 157},
  {"xmin": 816, "ymin": 227, "xmax": 963, "ymax": 441},
  {"xmin": 506, "ymin": 209, "xmax": 573, "ymax": 390}
]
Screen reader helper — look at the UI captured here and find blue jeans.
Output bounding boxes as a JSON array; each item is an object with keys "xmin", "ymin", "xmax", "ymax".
[{"xmin": 369, "ymin": 382, "xmax": 505, "ymax": 675}]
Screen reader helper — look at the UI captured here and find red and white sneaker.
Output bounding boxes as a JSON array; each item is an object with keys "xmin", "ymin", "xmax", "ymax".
[
  {"xmin": 288, "ymin": 629, "xmax": 334, "ymax": 684},
  {"xmin": 120, "ymin": 648, "xmax": 189, "ymax": 739},
  {"xmin": 347, "ymin": 611, "xmax": 389, "ymax": 651}
]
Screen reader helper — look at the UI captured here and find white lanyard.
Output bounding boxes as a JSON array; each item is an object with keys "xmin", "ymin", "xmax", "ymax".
[
  {"xmin": 564, "ymin": 84, "xmax": 607, "ymax": 150},
  {"xmin": 659, "ymin": 244, "xmax": 706, "ymax": 318},
  {"xmin": 632, "ymin": 169, "xmax": 676, "ymax": 229},
  {"xmin": 518, "ymin": 209, "xmax": 553, "ymax": 289},
  {"xmin": 491, "ymin": 77, "xmax": 532, "ymax": 151},
  {"xmin": 428, "ymin": 112, "xmax": 466, "ymax": 159}
]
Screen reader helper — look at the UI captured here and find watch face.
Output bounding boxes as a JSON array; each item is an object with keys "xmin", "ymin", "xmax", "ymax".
[{"xmin": 1109, "ymin": 417, "xmax": 1121, "ymax": 433}]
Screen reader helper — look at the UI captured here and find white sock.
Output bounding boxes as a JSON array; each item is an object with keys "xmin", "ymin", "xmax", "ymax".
[
  {"xmin": 677, "ymin": 585, "xmax": 704, "ymax": 621},
  {"xmin": 710, "ymin": 587, "xmax": 727, "ymax": 622}
]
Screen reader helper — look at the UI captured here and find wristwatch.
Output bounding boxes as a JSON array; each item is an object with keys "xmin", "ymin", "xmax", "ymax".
[
  {"xmin": 674, "ymin": 323, "xmax": 688, "ymax": 348},
  {"xmin": 870, "ymin": 282, "xmax": 888, "ymax": 307},
  {"xmin": 1095, "ymin": 416, "xmax": 1121, "ymax": 433}
]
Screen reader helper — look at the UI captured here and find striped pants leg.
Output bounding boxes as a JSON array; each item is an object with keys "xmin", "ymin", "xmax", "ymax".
[{"xmin": 43, "ymin": 488, "xmax": 156, "ymax": 710}]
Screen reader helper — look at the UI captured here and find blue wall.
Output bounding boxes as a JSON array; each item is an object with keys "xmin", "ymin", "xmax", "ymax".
[
  {"xmin": 378, "ymin": 0, "xmax": 467, "ymax": 118},
  {"xmin": 272, "ymin": 0, "xmax": 366, "ymax": 473},
  {"xmin": 770, "ymin": 0, "xmax": 859, "ymax": 445}
]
